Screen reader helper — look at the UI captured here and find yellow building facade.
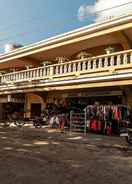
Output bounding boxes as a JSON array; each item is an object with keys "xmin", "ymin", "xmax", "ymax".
[{"xmin": 0, "ymin": 14, "xmax": 132, "ymax": 119}]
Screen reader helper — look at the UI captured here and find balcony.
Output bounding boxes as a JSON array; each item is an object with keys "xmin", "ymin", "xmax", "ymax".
[{"xmin": 0, "ymin": 49, "xmax": 132, "ymax": 92}]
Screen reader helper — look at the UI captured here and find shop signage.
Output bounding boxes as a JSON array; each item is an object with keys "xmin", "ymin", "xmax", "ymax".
[
  {"xmin": 63, "ymin": 91, "xmax": 123, "ymax": 98},
  {"xmin": 0, "ymin": 95, "xmax": 24, "ymax": 103}
]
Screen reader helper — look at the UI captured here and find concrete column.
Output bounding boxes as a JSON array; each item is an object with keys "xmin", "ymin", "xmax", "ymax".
[
  {"xmin": 0, "ymin": 104, "xmax": 3, "ymax": 120},
  {"xmin": 24, "ymin": 94, "xmax": 31, "ymax": 119},
  {"xmin": 124, "ymin": 88, "xmax": 132, "ymax": 109}
]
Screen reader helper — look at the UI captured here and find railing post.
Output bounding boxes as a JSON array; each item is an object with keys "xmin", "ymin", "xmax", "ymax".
[
  {"xmin": 64, "ymin": 64, "xmax": 68, "ymax": 73},
  {"xmin": 110, "ymin": 56, "xmax": 114, "ymax": 66},
  {"xmin": 130, "ymin": 52, "xmax": 132, "ymax": 63},
  {"xmin": 77, "ymin": 62, "xmax": 81, "ymax": 71},
  {"xmin": 43, "ymin": 68, "xmax": 46, "ymax": 76},
  {"xmin": 93, "ymin": 59, "xmax": 97, "ymax": 70},
  {"xmin": 82, "ymin": 61, "xmax": 86, "ymax": 70},
  {"xmin": 49, "ymin": 66, "xmax": 54, "ymax": 78},
  {"xmin": 87, "ymin": 59, "xmax": 91, "ymax": 70},
  {"xmin": 24, "ymin": 72, "xmax": 26, "ymax": 79},
  {"xmin": 36, "ymin": 69, "xmax": 39, "ymax": 78},
  {"xmin": 117, "ymin": 54, "xmax": 121, "ymax": 65},
  {"xmin": 73, "ymin": 62, "xmax": 76, "ymax": 72},
  {"xmin": 33, "ymin": 70, "xmax": 36, "ymax": 78},
  {"xmin": 55, "ymin": 66, "xmax": 59, "ymax": 75},
  {"xmin": 98, "ymin": 58, "xmax": 103, "ymax": 68},
  {"xmin": 60, "ymin": 65, "xmax": 63, "ymax": 74},
  {"xmin": 68, "ymin": 63, "xmax": 72, "ymax": 72},
  {"xmin": 123, "ymin": 53, "xmax": 128, "ymax": 65},
  {"xmin": 39, "ymin": 68, "xmax": 43, "ymax": 77},
  {"xmin": 104, "ymin": 57, "xmax": 108, "ymax": 67},
  {"xmin": 0, "ymin": 76, "xmax": 2, "ymax": 83}
]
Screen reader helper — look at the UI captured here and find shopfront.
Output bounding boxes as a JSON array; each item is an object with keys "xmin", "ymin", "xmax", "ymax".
[
  {"xmin": 64, "ymin": 90, "xmax": 123, "ymax": 110},
  {"xmin": 47, "ymin": 88, "xmax": 125, "ymax": 112},
  {"xmin": 0, "ymin": 94, "xmax": 25, "ymax": 120},
  {"xmin": 46, "ymin": 87, "xmax": 129, "ymax": 135}
]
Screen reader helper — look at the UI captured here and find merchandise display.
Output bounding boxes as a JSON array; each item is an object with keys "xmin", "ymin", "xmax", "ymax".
[{"xmin": 86, "ymin": 105, "xmax": 130, "ymax": 135}]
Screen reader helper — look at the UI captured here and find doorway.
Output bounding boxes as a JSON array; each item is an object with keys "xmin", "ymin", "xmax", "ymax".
[{"xmin": 31, "ymin": 103, "xmax": 41, "ymax": 118}]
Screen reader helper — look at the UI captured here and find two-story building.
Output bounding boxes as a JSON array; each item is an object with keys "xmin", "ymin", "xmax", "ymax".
[{"xmin": 0, "ymin": 14, "xmax": 132, "ymax": 119}]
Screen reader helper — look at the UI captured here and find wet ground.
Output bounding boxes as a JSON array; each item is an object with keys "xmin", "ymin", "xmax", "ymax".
[{"xmin": 0, "ymin": 127, "xmax": 132, "ymax": 184}]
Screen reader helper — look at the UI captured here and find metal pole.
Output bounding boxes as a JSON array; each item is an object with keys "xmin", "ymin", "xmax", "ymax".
[
  {"xmin": 84, "ymin": 108, "xmax": 87, "ymax": 136},
  {"xmin": 70, "ymin": 111, "xmax": 72, "ymax": 133}
]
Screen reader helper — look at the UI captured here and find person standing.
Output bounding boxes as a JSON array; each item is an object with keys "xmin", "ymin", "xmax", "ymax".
[{"xmin": 59, "ymin": 113, "xmax": 65, "ymax": 133}]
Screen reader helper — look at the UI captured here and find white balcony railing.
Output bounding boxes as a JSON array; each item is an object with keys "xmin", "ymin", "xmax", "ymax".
[{"xmin": 1, "ymin": 49, "xmax": 132, "ymax": 84}]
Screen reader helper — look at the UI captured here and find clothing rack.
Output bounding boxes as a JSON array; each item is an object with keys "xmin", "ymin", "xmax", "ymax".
[
  {"xmin": 84, "ymin": 104, "xmax": 130, "ymax": 135},
  {"xmin": 69, "ymin": 104, "xmax": 130, "ymax": 135},
  {"xmin": 70, "ymin": 111, "xmax": 86, "ymax": 133},
  {"xmin": 85, "ymin": 104, "xmax": 130, "ymax": 119}
]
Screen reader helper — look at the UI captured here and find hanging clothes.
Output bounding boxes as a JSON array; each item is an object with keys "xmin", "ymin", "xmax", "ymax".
[{"xmin": 86, "ymin": 104, "xmax": 130, "ymax": 135}]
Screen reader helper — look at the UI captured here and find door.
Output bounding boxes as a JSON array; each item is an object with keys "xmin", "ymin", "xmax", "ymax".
[{"xmin": 31, "ymin": 103, "xmax": 41, "ymax": 118}]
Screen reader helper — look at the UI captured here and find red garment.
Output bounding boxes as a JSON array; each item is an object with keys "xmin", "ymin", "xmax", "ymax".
[
  {"xmin": 106, "ymin": 126, "xmax": 112, "ymax": 136},
  {"xmin": 97, "ymin": 121, "xmax": 102, "ymax": 131},
  {"xmin": 114, "ymin": 107, "xmax": 120, "ymax": 121},
  {"xmin": 90, "ymin": 119, "xmax": 97, "ymax": 131},
  {"xmin": 59, "ymin": 115, "xmax": 65, "ymax": 131},
  {"xmin": 60, "ymin": 120, "xmax": 64, "ymax": 130}
]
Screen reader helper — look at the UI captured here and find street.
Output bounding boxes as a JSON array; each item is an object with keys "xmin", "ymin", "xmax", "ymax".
[{"xmin": 0, "ymin": 127, "xmax": 132, "ymax": 184}]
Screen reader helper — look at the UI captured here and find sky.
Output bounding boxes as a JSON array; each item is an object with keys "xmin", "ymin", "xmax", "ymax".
[
  {"xmin": 0, "ymin": 0, "xmax": 95, "ymax": 53},
  {"xmin": 0, "ymin": 0, "xmax": 131, "ymax": 53},
  {"xmin": 78, "ymin": 0, "xmax": 132, "ymax": 22}
]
